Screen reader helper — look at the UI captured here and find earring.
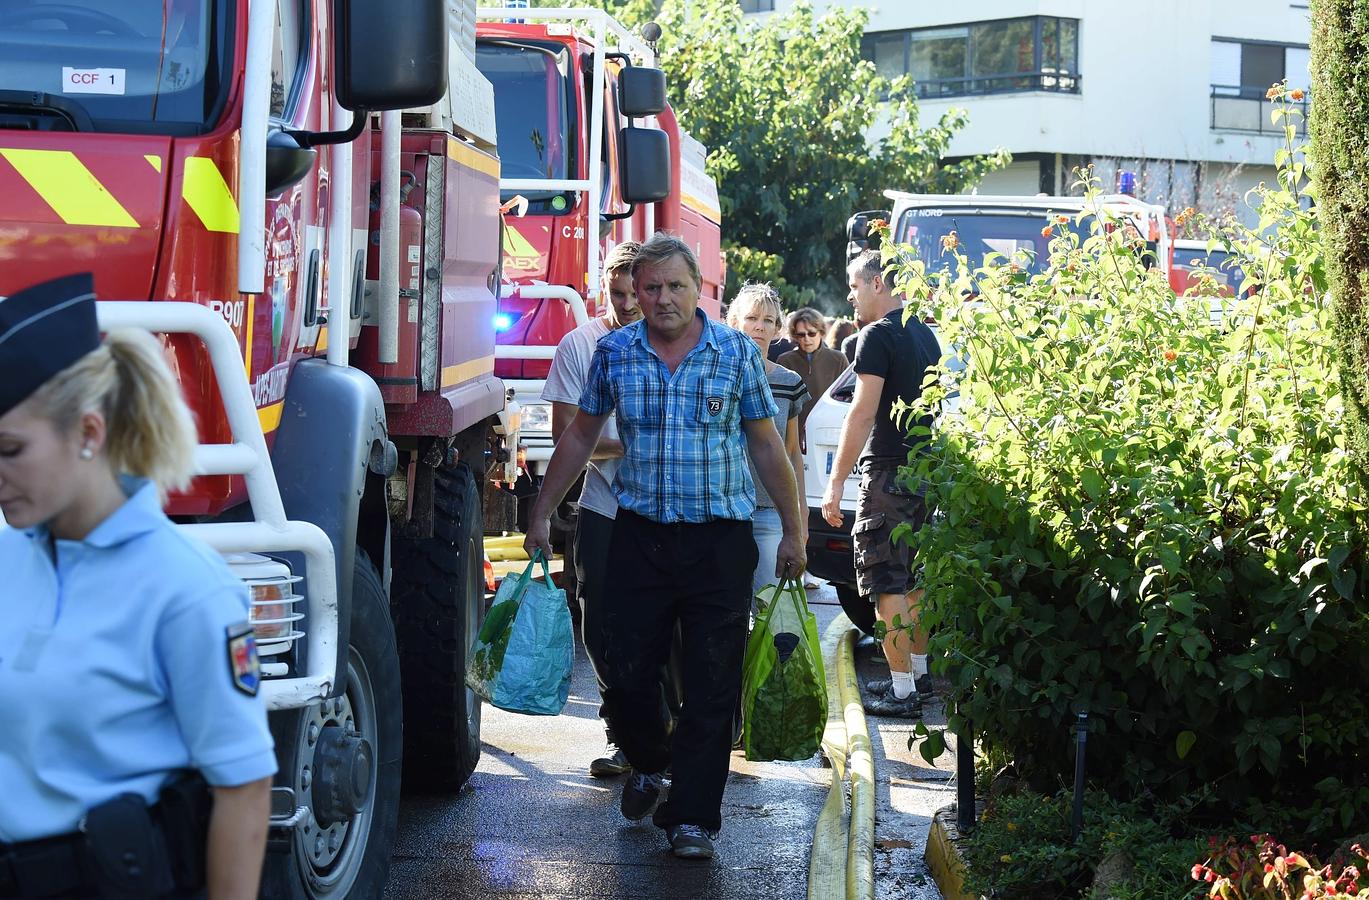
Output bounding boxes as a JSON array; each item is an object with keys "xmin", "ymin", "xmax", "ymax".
[{"xmin": 80, "ymin": 447, "xmax": 94, "ymax": 460}]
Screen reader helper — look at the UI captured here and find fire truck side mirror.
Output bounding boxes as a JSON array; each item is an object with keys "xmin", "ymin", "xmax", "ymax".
[
  {"xmin": 618, "ymin": 126, "xmax": 671, "ymax": 204},
  {"xmin": 618, "ymin": 66, "xmax": 667, "ymax": 118},
  {"xmin": 335, "ymin": 0, "xmax": 448, "ymax": 111},
  {"xmin": 265, "ymin": 130, "xmax": 317, "ymax": 197}
]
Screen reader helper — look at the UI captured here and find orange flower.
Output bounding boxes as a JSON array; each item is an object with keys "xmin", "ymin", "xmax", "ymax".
[
  {"xmin": 1164, "ymin": 349, "xmax": 1177, "ymax": 362},
  {"xmin": 941, "ymin": 231, "xmax": 959, "ymax": 251},
  {"xmin": 1055, "ymin": 214, "xmax": 1069, "ymax": 225},
  {"xmin": 1174, "ymin": 206, "xmax": 1196, "ymax": 227},
  {"xmin": 1041, "ymin": 225, "xmax": 1053, "ymax": 239},
  {"xmin": 1266, "ymin": 85, "xmax": 1281, "ymax": 100},
  {"xmin": 1290, "ymin": 88, "xmax": 1306, "ymax": 101}
]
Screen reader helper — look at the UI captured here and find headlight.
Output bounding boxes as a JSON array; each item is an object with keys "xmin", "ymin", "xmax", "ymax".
[
  {"xmin": 223, "ymin": 552, "xmax": 304, "ymax": 676},
  {"xmin": 521, "ymin": 402, "xmax": 552, "ymax": 434}
]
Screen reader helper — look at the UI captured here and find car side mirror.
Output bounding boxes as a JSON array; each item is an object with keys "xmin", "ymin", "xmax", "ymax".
[
  {"xmin": 618, "ymin": 66, "xmax": 667, "ymax": 117},
  {"xmin": 264, "ymin": 129, "xmax": 316, "ymax": 197},
  {"xmin": 335, "ymin": 0, "xmax": 447, "ymax": 111},
  {"xmin": 845, "ymin": 209, "xmax": 890, "ymax": 261},
  {"xmin": 618, "ymin": 126, "xmax": 671, "ymax": 204}
]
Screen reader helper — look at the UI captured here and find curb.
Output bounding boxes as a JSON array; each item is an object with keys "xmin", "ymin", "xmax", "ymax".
[
  {"xmin": 926, "ymin": 805, "xmax": 978, "ymax": 900},
  {"xmin": 807, "ymin": 614, "xmax": 875, "ymax": 900}
]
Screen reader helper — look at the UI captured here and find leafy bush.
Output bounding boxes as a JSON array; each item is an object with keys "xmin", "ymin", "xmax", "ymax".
[
  {"xmin": 898, "ymin": 117, "xmax": 1369, "ymax": 831},
  {"xmin": 961, "ymin": 790, "xmax": 1205, "ymax": 898}
]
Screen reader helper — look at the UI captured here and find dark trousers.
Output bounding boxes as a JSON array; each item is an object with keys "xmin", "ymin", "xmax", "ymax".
[
  {"xmin": 603, "ymin": 510, "xmax": 756, "ymax": 833},
  {"xmin": 574, "ymin": 507, "xmax": 616, "ymax": 728}
]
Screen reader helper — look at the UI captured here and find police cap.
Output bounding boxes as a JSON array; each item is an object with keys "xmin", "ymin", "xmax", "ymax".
[{"xmin": 0, "ymin": 273, "xmax": 99, "ymax": 418}]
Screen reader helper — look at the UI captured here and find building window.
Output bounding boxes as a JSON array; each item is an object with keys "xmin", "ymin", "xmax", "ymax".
[
  {"xmin": 1210, "ymin": 38, "xmax": 1309, "ymax": 135},
  {"xmin": 860, "ymin": 16, "xmax": 1080, "ymax": 99},
  {"xmin": 739, "ymin": 0, "xmax": 775, "ymax": 12}
]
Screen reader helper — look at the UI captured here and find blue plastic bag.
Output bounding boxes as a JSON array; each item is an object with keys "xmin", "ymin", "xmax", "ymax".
[{"xmin": 464, "ymin": 551, "xmax": 573, "ymax": 716}]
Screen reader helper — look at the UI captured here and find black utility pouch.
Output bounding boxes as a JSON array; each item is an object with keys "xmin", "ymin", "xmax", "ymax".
[
  {"xmin": 155, "ymin": 772, "xmax": 211, "ymax": 890},
  {"xmin": 81, "ymin": 793, "xmax": 174, "ymax": 899}
]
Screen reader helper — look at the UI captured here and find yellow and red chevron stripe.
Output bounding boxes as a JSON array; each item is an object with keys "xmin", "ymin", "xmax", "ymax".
[{"xmin": 0, "ymin": 145, "xmax": 239, "ymax": 233}]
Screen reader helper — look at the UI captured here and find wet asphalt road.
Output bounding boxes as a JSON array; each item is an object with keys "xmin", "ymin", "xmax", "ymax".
[{"xmin": 386, "ymin": 586, "xmax": 945, "ymax": 899}]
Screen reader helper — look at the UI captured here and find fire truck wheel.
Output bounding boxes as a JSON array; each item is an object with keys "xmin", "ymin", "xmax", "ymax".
[
  {"xmin": 391, "ymin": 464, "xmax": 484, "ymax": 792},
  {"xmin": 835, "ymin": 582, "xmax": 878, "ymax": 636},
  {"xmin": 263, "ymin": 551, "xmax": 402, "ymax": 899}
]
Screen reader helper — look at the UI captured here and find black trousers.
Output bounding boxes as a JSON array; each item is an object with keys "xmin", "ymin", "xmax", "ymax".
[
  {"xmin": 602, "ymin": 510, "xmax": 755, "ymax": 832},
  {"xmin": 574, "ymin": 507, "xmax": 617, "ymax": 728}
]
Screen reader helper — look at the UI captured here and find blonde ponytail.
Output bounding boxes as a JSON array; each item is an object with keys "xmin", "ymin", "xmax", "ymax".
[{"xmin": 31, "ymin": 329, "xmax": 197, "ymax": 495}]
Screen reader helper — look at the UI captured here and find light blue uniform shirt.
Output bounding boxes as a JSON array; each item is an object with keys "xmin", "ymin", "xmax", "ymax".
[{"xmin": 0, "ymin": 478, "xmax": 277, "ymax": 842}]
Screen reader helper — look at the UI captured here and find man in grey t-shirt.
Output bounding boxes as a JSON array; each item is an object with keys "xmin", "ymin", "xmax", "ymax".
[{"xmin": 542, "ymin": 241, "xmax": 642, "ymax": 776}]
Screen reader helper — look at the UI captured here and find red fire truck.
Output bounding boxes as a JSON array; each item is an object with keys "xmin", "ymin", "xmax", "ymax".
[
  {"xmin": 0, "ymin": 0, "xmax": 510, "ymax": 895},
  {"xmin": 473, "ymin": 7, "xmax": 724, "ymax": 523}
]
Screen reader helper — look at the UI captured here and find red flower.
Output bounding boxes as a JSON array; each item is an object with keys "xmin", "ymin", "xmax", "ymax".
[
  {"xmin": 1326, "ymin": 884, "xmax": 1338, "ymax": 895},
  {"xmin": 1265, "ymin": 864, "xmax": 1275, "ymax": 873},
  {"xmin": 1041, "ymin": 225, "xmax": 1053, "ymax": 239},
  {"xmin": 1205, "ymin": 870, "xmax": 1217, "ymax": 883},
  {"xmin": 1192, "ymin": 864, "xmax": 1206, "ymax": 881}
]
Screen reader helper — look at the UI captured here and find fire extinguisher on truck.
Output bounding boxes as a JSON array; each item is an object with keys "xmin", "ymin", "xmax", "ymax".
[{"xmin": 0, "ymin": 0, "xmax": 515, "ymax": 896}]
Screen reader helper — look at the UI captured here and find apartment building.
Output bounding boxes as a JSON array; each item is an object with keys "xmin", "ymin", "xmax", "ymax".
[{"xmin": 744, "ymin": 1, "xmax": 1312, "ymax": 225}]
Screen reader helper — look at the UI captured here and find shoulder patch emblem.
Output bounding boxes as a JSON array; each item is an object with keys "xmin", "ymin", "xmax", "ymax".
[
  {"xmin": 706, "ymin": 396, "xmax": 723, "ymax": 416},
  {"xmin": 226, "ymin": 622, "xmax": 261, "ymax": 697}
]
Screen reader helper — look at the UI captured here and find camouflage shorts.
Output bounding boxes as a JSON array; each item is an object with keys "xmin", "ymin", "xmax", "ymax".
[{"xmin": 852, "ymin": 463, "xmax": 926, "ymax": 598}]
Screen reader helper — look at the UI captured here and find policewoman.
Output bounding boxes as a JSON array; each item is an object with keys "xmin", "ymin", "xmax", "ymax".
[{"xmin": 0, "ymin": 275, "xmax": 275, "ymax": 899}]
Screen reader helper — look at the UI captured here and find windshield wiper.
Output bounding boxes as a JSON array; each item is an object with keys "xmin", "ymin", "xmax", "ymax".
[{"xmin": 0, "ymin": 90, "xmax": 93, "ymax": 132}]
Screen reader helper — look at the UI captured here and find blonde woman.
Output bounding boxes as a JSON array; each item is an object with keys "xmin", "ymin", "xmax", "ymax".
[
  {"xmin": 727, "ymin": 283, "xmax": 810, "ymax": 597},
  {"xmin": 0, "ymin": 274, "xmax": 274, "ymax": 899}
]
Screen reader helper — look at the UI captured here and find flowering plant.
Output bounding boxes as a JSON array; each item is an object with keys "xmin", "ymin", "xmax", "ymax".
[
  {"xmin": 1194, "ymin": 837, "xmax": 1368, "ymax": 899},
  {"xmin": 897, "ymin": 105, "xmax": 1369, "ymax": 822}
]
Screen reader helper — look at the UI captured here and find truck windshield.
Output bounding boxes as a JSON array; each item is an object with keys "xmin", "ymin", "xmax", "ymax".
[
  {"xmin": 0, "ymin": 0, "xmax": 231, "ymax": 135},
  {"xmin": 476, "ymin": 39, "xmax": 574, "ymax": 214},
  {"xmin": 897, "ymin": 209, "xmax": 1056, "ymax": 279}
]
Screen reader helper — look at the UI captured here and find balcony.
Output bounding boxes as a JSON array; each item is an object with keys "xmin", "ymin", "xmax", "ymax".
[
  {"xmin": 914, "ymin": 70, "xmax": 1080, "ymax": 100},
  {"xmin": 1211, "ymin": 85, "xmax": 1308, "ymax": 136}
]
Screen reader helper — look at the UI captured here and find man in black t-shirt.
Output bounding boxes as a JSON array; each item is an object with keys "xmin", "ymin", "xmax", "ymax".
[{"xmin": 820, "ymin": 250, "xmax": 941, "ymax": 718}]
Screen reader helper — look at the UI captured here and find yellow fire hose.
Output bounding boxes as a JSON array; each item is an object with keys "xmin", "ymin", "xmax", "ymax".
[{"xmin": 808, "ymin": 614, "xmax": 876, "ymax": 900}]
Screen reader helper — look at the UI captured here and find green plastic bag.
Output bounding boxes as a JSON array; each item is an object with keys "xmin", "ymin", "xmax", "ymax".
[
  {"xmin": 464, "ymin": 550, "xmax": 573, "ymax": 716},
  {"xmin": 741, "ymin": 576, "xmax": 827, "ymax": 761}
]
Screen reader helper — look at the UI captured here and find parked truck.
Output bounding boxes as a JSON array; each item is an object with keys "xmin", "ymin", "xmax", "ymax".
[
  {"xmin": 0, "ymin": 0, "xmax": 512, "ymax": 895},
  {"xmin": 473, "ymin": 6, "xmax": 724, "ymax": 530}
]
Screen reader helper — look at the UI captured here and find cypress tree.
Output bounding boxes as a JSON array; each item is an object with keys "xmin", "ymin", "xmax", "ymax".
[{"xmin": 1310, "ymin": 3, "xmax": 1369, "ymax": 478}]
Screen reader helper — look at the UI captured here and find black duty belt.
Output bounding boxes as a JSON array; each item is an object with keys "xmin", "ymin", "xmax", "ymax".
[{"xmin": 0, "ymin": 832, "xmax": 92, "ymax": 898}]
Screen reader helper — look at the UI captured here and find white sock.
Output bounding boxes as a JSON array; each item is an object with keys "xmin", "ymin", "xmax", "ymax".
[
  {"xmin": 912, "ymin": 654, "xmax": 929, "ymax": 677},
  {"xmin": 891, "ymin": 671, "xmax": 916, "ymax": 699}
]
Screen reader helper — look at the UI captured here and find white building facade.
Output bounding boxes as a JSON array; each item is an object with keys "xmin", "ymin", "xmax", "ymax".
[{"xmin": 743, "ymin": 0, "xmax": 1312, "ymax": 225}]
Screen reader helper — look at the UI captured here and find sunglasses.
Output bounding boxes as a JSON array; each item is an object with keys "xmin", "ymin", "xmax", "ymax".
[{"xmin": 793, "ymin": 330, "xmax": 820, "ymax": 338}]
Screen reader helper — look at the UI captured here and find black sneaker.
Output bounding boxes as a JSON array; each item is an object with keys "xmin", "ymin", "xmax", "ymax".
[
  {"xmin": 667, "ymin": 824, "xmax": 718, "ymax": 860},
  {"xmin": 865, "ymin": 674, "xmax": 935, "ymax": 696},
  {"xmin": 620, "ymin": 772, "xmax": 664, "ymax": 821},
  {"xmin": 590, "ymin": 742, "xmax": 630, "ymax": 778},
  {"xmin": 862, "ymin": 685, "xmax": 923, "ymax": 719}
]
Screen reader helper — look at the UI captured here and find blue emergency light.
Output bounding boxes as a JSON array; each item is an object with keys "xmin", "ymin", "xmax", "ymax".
[
  {"xmin": 493, "ymin": 312, "xmax": 515, "ymax": 332},
  {"xmin": 1118, "ymin": 170, "xmax": 1138, "ymax": 196}
]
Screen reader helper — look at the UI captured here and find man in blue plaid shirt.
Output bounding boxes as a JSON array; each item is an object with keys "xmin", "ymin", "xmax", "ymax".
[{"xmin": 526, "ymin": 233, "xmax": 806, "ymax": 861}]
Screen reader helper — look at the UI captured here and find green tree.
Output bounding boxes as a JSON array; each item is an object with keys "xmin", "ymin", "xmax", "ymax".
[
  {"xmin": 532, "ymin": 0, "xmax": 1008, "ymax": 310},
  {"xmin": 1310, "ymin": 3, "xmax": 1369, "ymax": 479}
]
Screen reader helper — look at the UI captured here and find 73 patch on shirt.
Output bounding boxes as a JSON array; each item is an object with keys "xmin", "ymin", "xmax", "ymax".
[{"xmin": 226, "ymin": 622, "xmax": 261, "ymax": 697}]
